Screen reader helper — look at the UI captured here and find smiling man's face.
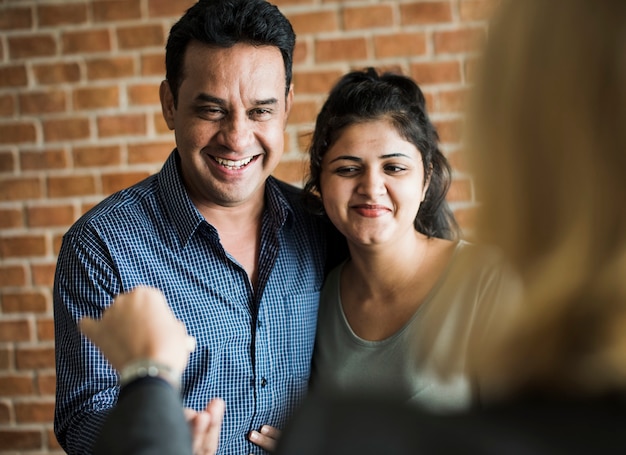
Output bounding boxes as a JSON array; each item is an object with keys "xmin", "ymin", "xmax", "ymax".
[{"xmin": 160, "ymin": 41, "xmax": 293, "ymax": 210}]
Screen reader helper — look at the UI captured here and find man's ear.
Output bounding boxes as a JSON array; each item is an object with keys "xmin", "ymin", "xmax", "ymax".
[
  {"xmin": 159, "ymin": 80, "xmax": 176, "ymax": 131},
  {"xmin": 283, "ymin": 83, "xmax": 294, "ymax": 129}
]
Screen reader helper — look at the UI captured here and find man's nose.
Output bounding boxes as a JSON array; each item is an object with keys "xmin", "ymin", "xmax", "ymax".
[{"xmin": 216, "ymin": 113, "xmax": 254, "ymax": 152}]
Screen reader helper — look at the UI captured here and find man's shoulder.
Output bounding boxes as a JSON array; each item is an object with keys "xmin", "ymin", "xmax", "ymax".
[{"xmin": 66, "ymin": 174, "xmax": 159, "ymax": 236}]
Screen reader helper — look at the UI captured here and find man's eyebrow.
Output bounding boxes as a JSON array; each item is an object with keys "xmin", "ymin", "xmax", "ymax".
[
  {"xmin": 255, "ymin": 98, "xmax": 279, "ymax": 106},
  {"xmin": 195, "ymin": 93, "xmax": 225, "ymax": 105},
  {"xmin": 193, "ymin": 94, "xmax": 279, "ymax": 107}
]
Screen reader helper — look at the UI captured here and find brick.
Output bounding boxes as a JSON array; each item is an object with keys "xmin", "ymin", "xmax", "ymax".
[
  {"xmin": 2, "ymin": 292, "xmax": 47, "ymax": 314},
  {"xmin": 434, "ymin": 118, "xmax": 463, "ymax": 144},
  {"xmin": 47, "ymin": 175, "xmax": 96, "ymax": 198},
  {"xmin": 0, "ymin": 319, "xmax": 31, "ymax": 341},
  {"xmin": 15, "ymin": 347, "xmax": 55, "ymax": 369},
  {"xmin": 0, "ymin": 177, "xmax": 42, "ymax": 201},
  {"xmin": 147, "ymin": 0, "xmax": 197, "ymax": 17},
  {"xmin": 97, "ymin": 113, "xmax": 147, "ymax": 137},
  {"xmin": 315, "ymin": 37, "xmax": 368, "ymax": 62},
  {"xmin": 0, "ymin": 265, "xmax": 27, "ymax": 287},
  {"xmin": 289, "ymin": 11, "xmax": 338, "ymax": 35},
  {"xmin": 0, "ymin": 429, "xmax": 42, "ymax": 450},
  {"xmin": 459, "ymin": 0, "xmax": 498, "ymax": 21},
  {"xmin": 19, "ymin": 90, "xmax": 67, "ymax": 115},
  {"xmin": 0, "ymin": 93, "xmax": 16, "ymax": 115},
  {"xmin": 47, "ymin": 427, "xmax": 62, "ymax": 449},
  {"xmin": 36, "ymin": 318, "xmax": 55, "ymax": 342},
  {"xmin": 400, "ymin": 1, "xmax": 452, "ymax": 24},
  {"xmin": 33, "ymin": 62, "xmax": 81, "ymax": 85},
  {"xmin": 0, "ymin": 121, "xmax": 37, "ymax": 144},
  {"xmin": 0, "ymin": 235, "xmax": 46, "ymax": 259},
  {"xmin": 434, "ymin": 28, "xmax": 486, "ymax": 54},
  {"xmin": 447, "ymin": 177, "xmax": 473, "ymax": 203},
  {"xmin": 141, "ymin": 53, "xmax": 165, "ymax": 76},
  {"xmin": 296, "ymin": 129, "xmax": 313, "ymax": 154},
  {"xmin": 26, "ymin": 204, "xmax": 75, "ymax": 228},
  {"xmin": 447, "ymin": 148, "xmax": 469, "ymax": 174},
  {"xmin": 0, "ymin": 375, "xmax": 35, "ymax": 396},
  {"xmin": 0, "ymin": 64, "xmax": 28, "ymax": 87},
  {"xmin": 410, "ymin": 61, "xmax": 462, "ymax": 84},
  {"xmin": 128, "ymin": 83, "xmax": 161, "ymax": 105},
  {"xmin": 293, "ymin": 41, "xmax": 308, "ymax": 64},
  {"xmin": 38, "ymin": 3, "xmax": 88, "ymax": 26},
  {"xmin": 93, "ymin": 0, "xmax": 142, "ymax": 22},
  {"xmin": 101, "ymin": 171, "xmax": 151, "ymax": 194},
  {"xmin": 62, "ymin": 28, "xmax": 111, "ymax": 54},
  {"xmin": 289, "ymin": 100, "xmax": 320, "ymax": 125},
  {"xmin": 117, "ymin": 24, "xmax": 164, "ymax": 49},
  {"xmin": 293, "ymin": 69, "xmax": 344, "ymax": 95},
  {"xmin": 31, "ymin": 263, "xmax": 57, "ymax": 287},
  {"xmin": 42, "ymin": 117, "xmax": 90, "ymax": 142},
  {"xmin": 153, "ymin": 112, "xmax": 171, "ymax": 134},
  {"xmin": 0, "ymin": 6, "xmax": 33, "ymax": 30},
  {"xmin": 128, "ymin": 141, "xmax": 174, "ymax": 165},
  {"xmin": 73, "ymin": 144, "xmax": 122, "ymax": 168},
  {"xmin": 37, "ymin": 373, "xmax": 57, "ymax": 396},
  {"xmin": 273, "ymin": 160, "xmax": 307, "ymax": 186},
  {"xmin": 374, "ymin": 32, "xmax": 427, "ymax": 58},
  {"xmin": 0, "ymin": 402, "xmax": 9, "ymax": 423},
  {"xmin": 20, "ymin": 148, "xmax": 68, "ymax": 171},
  {"xmin": 8, "ymin": 34, "xmax": 56, "ymax": 59},
  {"xmin": 437, "ymin": 87, "xmax": 469, "ymax": 113},
  {"xmin": 0, "ymin": 151, "xmax": 15, "ymax": 172},
  {"xmin": 53, "ymin": 233, "xmax": 64, "ymax": 256},
  {"xmin": 342, "ymin": 5, "xmax": 394, "ymax": 30},
  {"xmin": 0, "ymin": 347, "xmax": 12, "ymax": 369},
  {"xmin": 86, "ymin": 56, "xmax": 135, "ymax": 80},
  {"xmin": 15, "ymin": 400, "xmax": 55, "ymax": 423},
  {"xmin": 73, "ymin": 85, "xmax": 119, "ymax": 110},
  {"xmin": 0, "ymin": 208, "xmax": 23, "ymax": 229}
]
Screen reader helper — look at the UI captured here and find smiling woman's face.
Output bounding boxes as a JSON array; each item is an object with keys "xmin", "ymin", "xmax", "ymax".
[{"xmin": 320, "ymin": 119, "xmax": 428, "ymax": 248}]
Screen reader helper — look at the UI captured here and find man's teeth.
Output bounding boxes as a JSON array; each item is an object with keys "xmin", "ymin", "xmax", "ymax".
[{"xmin": 213, "ymin": 156, "xmax": 254, "ymax": 169}]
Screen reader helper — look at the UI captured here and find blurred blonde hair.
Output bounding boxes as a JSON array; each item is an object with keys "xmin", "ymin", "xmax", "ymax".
[{"xmin": 463, "ymin": 0, "xmax": 626, "ymax": 398}]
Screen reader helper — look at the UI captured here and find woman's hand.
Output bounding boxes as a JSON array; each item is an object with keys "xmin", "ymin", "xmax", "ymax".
[{"xmin": 248, "ymin": 425, "xmax": 282, "ymax": 452}]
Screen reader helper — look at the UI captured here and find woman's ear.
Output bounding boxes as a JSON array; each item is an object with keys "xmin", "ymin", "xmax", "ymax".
[{"xmin": 421, "ymin": 164, "xmax": 433, "ymax": 202}]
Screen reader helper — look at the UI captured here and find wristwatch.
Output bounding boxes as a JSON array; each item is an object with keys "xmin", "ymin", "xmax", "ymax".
[{"xmin": 118, "ymin": 358, "xmax": 181, "ymax": 390}]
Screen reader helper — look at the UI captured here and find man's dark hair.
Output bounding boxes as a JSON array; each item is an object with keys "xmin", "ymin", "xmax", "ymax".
[{"xmin": 165, "ymin": 0, "xmax": 296, "ymax": 105}]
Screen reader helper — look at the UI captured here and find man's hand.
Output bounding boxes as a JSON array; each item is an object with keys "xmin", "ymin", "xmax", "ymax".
[{"xmin": 185, "ymin": 399, "xmax": 226, "ymax": 455}]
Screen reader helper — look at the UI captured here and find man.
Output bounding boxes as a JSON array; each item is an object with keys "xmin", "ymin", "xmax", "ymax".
[{"xmin": 53, "ymin": 1, "xmax": 341, "ymax": 453}]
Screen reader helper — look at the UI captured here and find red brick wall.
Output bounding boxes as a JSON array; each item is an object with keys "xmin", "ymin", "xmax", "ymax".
[{"xmin": 0, "ymin": 0, "xmax": 495, "ymax": 452}]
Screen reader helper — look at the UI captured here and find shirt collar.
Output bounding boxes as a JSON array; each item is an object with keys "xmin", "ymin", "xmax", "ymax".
[{"xmin": 158, "ymin": 150, "xmax": 295, "ymax": 247}]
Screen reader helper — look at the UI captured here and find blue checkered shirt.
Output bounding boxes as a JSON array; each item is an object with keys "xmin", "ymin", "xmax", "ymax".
[{"xmin": 54, "ymin": 150, "xmax": 329, "ymax": 454}]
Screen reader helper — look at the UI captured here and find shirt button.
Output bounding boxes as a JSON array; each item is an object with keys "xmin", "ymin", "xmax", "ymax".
[{"xmin": 261, "ymin": 377, "xmax": 267, "ymax": 387}]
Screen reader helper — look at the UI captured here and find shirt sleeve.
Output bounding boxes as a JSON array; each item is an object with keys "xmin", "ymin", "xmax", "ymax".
[{"xmin": 53, "ymin": 227, "xmax": 122, "ymax": 454}]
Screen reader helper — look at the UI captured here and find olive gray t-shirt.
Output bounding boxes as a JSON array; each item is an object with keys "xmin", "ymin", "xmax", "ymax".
[{"xmin": 310, "ymin": 241, "xmax": 520, "ymax": 413}]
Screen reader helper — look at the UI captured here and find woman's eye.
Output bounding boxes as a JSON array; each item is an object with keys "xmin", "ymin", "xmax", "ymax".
[
  {"xmin": 385, "ymin": 165, "xmax": 407, "ymax": 173},
  {"xmin": 335, "ymin": 166, "xmax": 360, "ymax": 175}
]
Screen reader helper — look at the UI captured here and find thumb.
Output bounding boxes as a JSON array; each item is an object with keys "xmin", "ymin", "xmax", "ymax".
[{"xmin": 79, "ymin": 317, "xmax": 100, "ymax": 344}]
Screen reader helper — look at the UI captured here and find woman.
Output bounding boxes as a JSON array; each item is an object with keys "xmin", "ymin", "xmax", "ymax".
[
  {"xmin": 278, "ymin": 0, "xmax": 626, "ymax": 452},
  {"xmin": 304, "ymin": 68, "xmax": 519, "ymax": 412}
]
